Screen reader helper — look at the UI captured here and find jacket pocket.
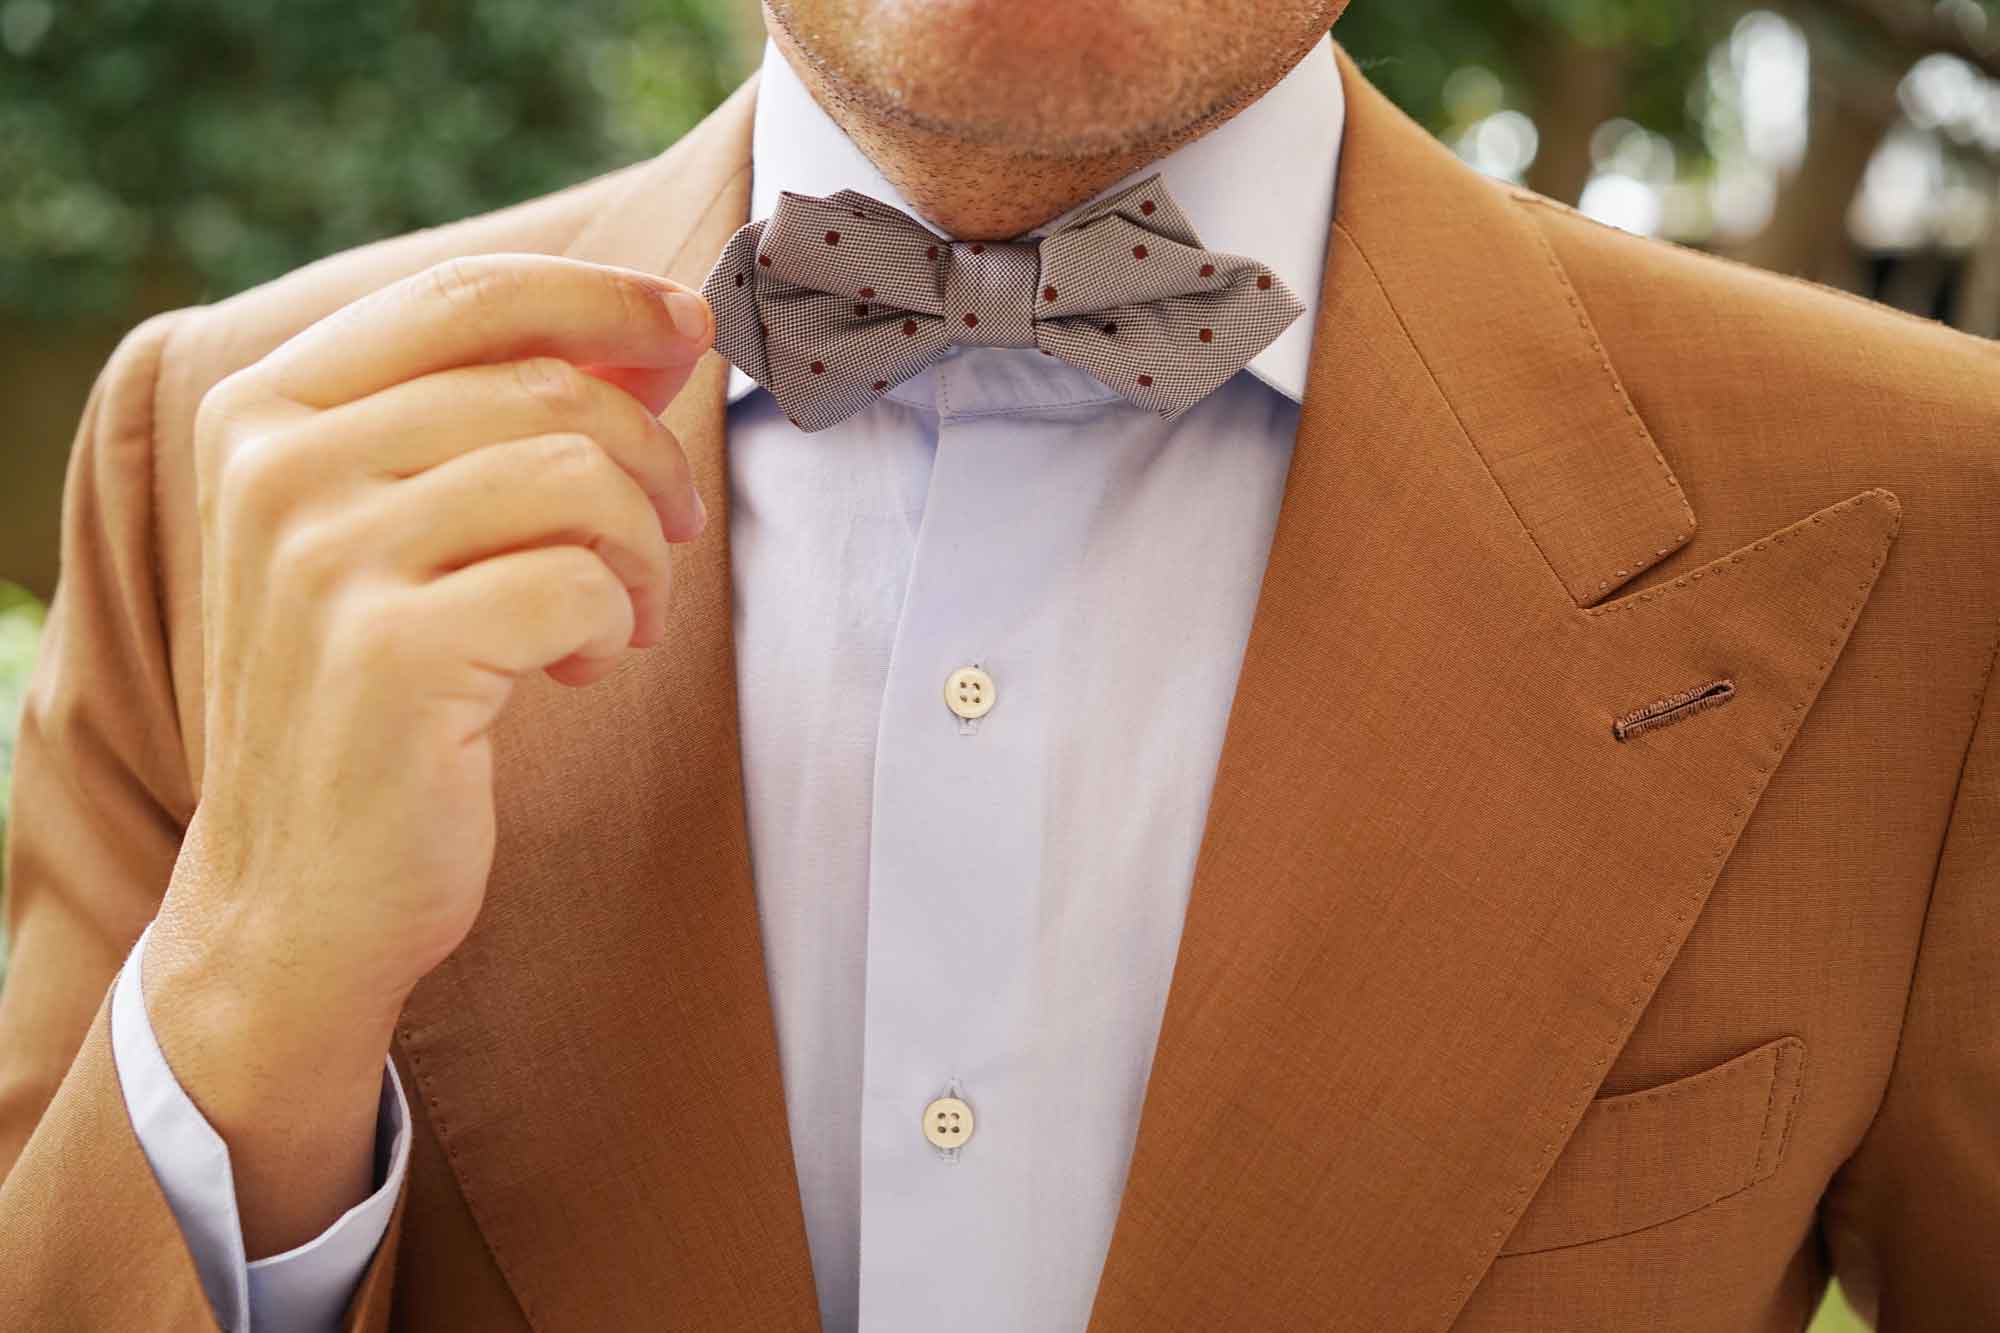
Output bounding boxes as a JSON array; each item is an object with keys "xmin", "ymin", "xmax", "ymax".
[{"xmin": 1496, "ymin": 1035, "xmax": 1806, "ymax": 1256}]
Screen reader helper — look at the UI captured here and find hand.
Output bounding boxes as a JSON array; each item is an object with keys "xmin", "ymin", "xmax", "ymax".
[{"xmin": 141, "ymin": 253, "xmax": 713, "ymax": 1256}]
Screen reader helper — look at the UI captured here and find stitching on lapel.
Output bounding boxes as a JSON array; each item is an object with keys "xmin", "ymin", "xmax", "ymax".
[
  {"xmin": 1583, "ymin": 490, "xmax": 1898, "ymax": 620},
  {"xmin": 1509, "ymin": 192, "xmax": 1696, "ymax": 597}
]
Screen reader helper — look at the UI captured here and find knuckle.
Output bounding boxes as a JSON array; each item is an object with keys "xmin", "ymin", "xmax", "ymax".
[
  {"xmin": 194, "ymin": 368, "xmax": 255, "ymax": 441},
  {"xmin": 513, "ymin": 355, "xmax": 594, "ymax": 420},
  {"xmin": 607, "ymin": 274, "xmax": 664, "ymax": 336},
  {"xmin": 524, "ymin": 546, "xmax": 623, "ymax": 636},
  {"xmin": 561, "ymin": 548, "xmax": 627, "ymax": 619},
  {"xmin": 535, "ymin": 430, "xmax": 612, "ymax": 485},
  {"xmin": 559, "ymin": 546, "xmax": 617, "ymax": 598},
  {"xmin": 270, "ymin": 516, "xmax": 352, "ymax": 595},
  {"xmin": 423, "ymin": 255, "xmax": 516, "ymax": 319},
  {"xmin": 215, "ymin": 431, "xmax": 296, "ymax": 530},
  {"xmin": 194, "ymin": 371, "xmax": 269, "ymax": 482}
]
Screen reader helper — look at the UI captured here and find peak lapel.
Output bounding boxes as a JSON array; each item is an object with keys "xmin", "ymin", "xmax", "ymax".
[
  {"xmin": 1085, "ymin": 46, "xmax": 1900, "ymax": 1333},
  {"xmin": 391, "ymin": 76, "xmax": 824, "ymax": 1331}
]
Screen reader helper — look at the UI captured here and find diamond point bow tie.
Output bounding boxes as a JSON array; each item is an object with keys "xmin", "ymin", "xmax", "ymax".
[{"xmin": 699, "ymin": 173, "xmax": 1305, "ymax": 432}]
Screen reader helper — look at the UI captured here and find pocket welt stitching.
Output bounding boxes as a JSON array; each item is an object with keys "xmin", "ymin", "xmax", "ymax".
[{"xmin": 1496, "ymin": 1036, "xmax": 1806, "ymax": 1257}]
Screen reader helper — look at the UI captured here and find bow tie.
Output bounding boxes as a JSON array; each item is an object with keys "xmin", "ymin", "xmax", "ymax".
[{"xmin": 699, "ymin": 173, "xmax": 1305, "ymax": 432}]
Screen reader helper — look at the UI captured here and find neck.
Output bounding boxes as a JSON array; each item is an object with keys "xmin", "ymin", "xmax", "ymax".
[{"xmin": 763, "ymin": 19, "xmax": 1289, "ymax": 242}]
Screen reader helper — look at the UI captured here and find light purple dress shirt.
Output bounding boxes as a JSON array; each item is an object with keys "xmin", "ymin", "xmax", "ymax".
[{"xmin": 109, "ymin": 32, "xmax": 1344, "ymax": 1332}]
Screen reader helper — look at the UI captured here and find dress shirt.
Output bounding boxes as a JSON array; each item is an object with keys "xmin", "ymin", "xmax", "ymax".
[{"xmin": 108, "ymin": 31, "xmax": 1344, "ymax": 1331}]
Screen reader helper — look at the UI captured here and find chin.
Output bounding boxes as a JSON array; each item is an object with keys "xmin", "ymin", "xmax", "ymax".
[
  {"xmin": 784, "ymin": 0, "xmax": 1176, "ymax": 141},
  {"xmin": 769, "ymin": 0, "xmax": 1339, "ymax": 158},
  {"xmin": 787, "ymin": 2, "xmax": 1160, "ymax": 82},
  {"xmin": 860, "ymin": 0, "xmax": 1156, "ymax": 46}
]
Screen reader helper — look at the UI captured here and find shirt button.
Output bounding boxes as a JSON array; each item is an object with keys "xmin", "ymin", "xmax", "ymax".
[
  {"xmin": 944, "ymin": 665, "xmax": 995, "ymax": 719},
  {"xmin": 923, "ymin": 1095, "xmax": 975, "ymax": 1148}
]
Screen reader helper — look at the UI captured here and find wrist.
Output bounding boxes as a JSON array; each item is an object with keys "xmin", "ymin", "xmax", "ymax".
[
  {"xmin": 137, "ymin": 901, "xmax": 403, "ymax": 1260},
  {"xmin": 142, "ymin": 892, "xmax": 404, "ymax": 1131},
  {"xmin": 151, "ymin": 804, "xmax": 413, "ymax": 1063}
]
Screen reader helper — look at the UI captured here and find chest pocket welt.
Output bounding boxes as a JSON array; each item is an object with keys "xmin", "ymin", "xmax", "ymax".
[{"xmin": 1497, "ymin": 1036, "xmax": 1806, "ymax": 1256}]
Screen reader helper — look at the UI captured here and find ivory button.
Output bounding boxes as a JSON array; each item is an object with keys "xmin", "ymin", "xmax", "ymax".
[
  {"xmin": 923, "ymin": 1095, "xmax": 975, "ymax": 1148},
  {"xmin": 945, "ymin": 665, "xmax": 995, "ymax": 720}
]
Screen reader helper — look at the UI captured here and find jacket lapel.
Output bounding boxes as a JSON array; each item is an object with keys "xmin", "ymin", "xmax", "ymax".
[
  {"xmin": 392, "ymin": 78, "xmax": 825, "ymax": 1332},
  {"xmin": 1084, "ymin": 48, "xmax": 1899, "ymax": 1332}
]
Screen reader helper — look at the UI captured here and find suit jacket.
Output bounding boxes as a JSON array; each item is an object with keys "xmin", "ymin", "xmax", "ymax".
[{"xmin": 3, "ymin": 43, "xmax": 1997, "ymax": 1333}]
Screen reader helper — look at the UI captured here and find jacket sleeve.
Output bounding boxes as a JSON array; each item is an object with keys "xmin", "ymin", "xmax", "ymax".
[
  {"xmin": 0, "ymin": 312, "xmax": 408, "ymax": 1331},
  {"xmin": 1822, "ymin": 639, "xmax": 2000, "ymax": 1328},
  {"xmin": 111, "ymin": 920, "xmax": 411, "ymax": 1332}
]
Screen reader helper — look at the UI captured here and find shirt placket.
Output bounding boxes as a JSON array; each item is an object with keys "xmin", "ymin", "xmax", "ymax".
[{"xmin": 854, "ymin": 352, "xmax": 1109, "ymax": 1328}]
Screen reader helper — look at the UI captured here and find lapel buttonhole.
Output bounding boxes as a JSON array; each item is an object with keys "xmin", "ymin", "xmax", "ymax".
[{"xmin": 1612, "ymin": 678, "xmax": 1737, "ymax": 742}]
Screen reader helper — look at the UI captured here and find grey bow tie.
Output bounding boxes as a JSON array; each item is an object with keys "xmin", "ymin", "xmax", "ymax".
[{"xmin": 699, "ymin": 173, "xmax": 1305, "ymax": 432}]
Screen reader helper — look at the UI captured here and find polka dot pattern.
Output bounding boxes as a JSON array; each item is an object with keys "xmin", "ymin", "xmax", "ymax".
[
  {"xmin": 943, "ymin": 240, "xmax": 1036, "ymax": 348},
  {"xmin": 700, "ymin": 172, "xmax": 1304, "ymax": 432}
]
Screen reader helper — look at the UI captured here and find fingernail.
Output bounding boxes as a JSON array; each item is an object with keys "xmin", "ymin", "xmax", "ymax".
[
  {"xmin": 691, "ymin": 484, "xmax": 708, "ymax": 529},
  {"xmin": 664, "ymin": 291, "xmax": 711, "ymax": 343}
]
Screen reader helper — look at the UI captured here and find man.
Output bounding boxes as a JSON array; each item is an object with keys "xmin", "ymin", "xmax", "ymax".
[{"xmin": 0, "ymin": 0, "xmax": 1994, "ymax": 1328}]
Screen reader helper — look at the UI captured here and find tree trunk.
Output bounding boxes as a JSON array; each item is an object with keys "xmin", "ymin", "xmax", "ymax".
[
  {"xmin": 1953, "ymin": 191, "xmax": 2000, "ymax": 338},
  {"xmin": 1737, "ymin": 63, "xmax": 1896, "ymax": 291},
  {"xmin": 1524, "ymin": 37, "xmax": 1629, "ymax": 206}
]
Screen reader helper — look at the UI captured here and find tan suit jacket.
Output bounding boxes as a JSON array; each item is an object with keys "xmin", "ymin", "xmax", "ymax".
[{"xmin": 3, "ymin": 45, "xmax": 1997, "ymax": 1333}]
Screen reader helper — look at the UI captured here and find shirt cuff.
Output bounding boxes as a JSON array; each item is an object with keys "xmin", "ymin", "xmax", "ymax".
[{"xmin": 109, "ymin": 918, "xmax": 411, "ymax": 1333}]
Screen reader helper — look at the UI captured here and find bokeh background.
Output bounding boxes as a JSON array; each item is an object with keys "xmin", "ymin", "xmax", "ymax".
[{"xmin": 7, "ymin": 3, "xmax": 1996, "ymax": 1323}]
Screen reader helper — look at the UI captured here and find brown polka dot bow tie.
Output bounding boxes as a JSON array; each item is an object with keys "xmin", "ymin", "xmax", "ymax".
[{"xmin": 699, "ymin": 173, "xmax": 1305, "ymax": 432}]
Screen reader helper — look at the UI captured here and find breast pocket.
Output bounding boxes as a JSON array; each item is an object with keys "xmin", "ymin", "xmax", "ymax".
[{"xmin": 1496, "ymin": 1035, "xmax": 1806, "ymax": 1256}]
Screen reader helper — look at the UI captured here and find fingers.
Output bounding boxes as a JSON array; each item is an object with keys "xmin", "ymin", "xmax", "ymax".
[
  {"xmin": 253, "ymin": 254, "xmax": 715, "ymax": 411},
  {"xmin": 288, "ymin": 355, "xmax": 705, "ymax": 542},
  {"xmin": 358, "ymin": 432, "xmax": 676, "ymax": 648},
  {"xmin": 574, "ymin": 363, "xmax": 695, "ymax": 420},
  {"xmin": 191, "ymin": 254, "xmax": 718, "ymax": 701},
  {"xmin": 409, "ymin": 544, "xmax": 637, "ymax": 687}
]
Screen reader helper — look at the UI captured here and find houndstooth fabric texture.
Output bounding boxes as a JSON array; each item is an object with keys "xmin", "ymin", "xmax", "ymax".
[{"xmin": 700, "ymin": 173, "xmax": 1305, "ymax": 432}]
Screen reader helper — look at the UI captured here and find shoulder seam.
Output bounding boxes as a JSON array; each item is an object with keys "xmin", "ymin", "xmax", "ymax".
[{"xmin": 1512, "ymin": 190, "xmax": 1998, "ymax": 349}]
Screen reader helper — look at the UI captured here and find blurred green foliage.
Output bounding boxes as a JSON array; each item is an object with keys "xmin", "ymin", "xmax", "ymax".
[
  {"xmin": 0, "ymin": 0, "xmax": 754, "ymax": 321},
  {"xmin": 0, "ymin": 582, "xmax": 46, "ymax": 991}
]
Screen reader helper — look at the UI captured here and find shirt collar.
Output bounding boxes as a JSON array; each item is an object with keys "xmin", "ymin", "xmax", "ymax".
[{"xmin": 727, "ymin": 30, "xmax": 1344, "ymax": 408}]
